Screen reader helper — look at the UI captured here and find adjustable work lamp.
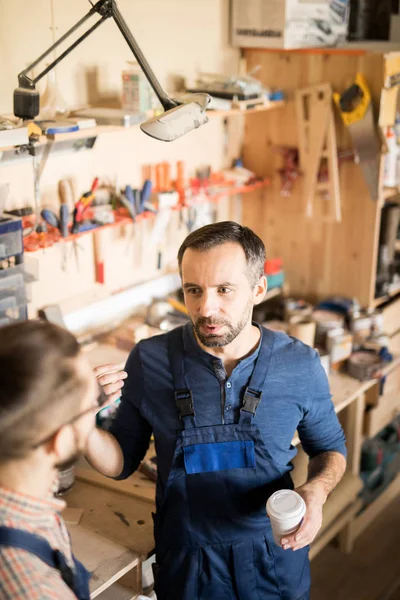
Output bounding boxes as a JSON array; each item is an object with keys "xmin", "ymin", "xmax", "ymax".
[{"xmin": 13, "ymin": 0, "xmax": 210, "ymax": 142}]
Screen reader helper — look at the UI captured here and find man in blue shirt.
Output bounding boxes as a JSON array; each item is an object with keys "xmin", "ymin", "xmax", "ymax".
[{"xmin": 87, "ymin": 221, "xmax": 346, "ymax": 600}]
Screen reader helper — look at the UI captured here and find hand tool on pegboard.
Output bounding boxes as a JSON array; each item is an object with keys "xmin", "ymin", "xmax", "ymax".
[
  {"xmin": 276, "ymin": 147, "xmax": 301, "ymax": 197},
  {"xmin": 333, "ymin": 73, "xmax": 380, "ymax": 201},
  {"xmin": 295, "ymin": 83, "xmax": 333, "ymax": 219},
  {"xmin": 72, "ymin": 177, "xmax": 99, "ymax": 233}
]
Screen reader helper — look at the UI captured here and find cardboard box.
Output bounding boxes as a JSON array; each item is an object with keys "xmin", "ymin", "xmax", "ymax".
[{"xmin": 231, "ymin": 0, "xmax": 350, "ymax": 49}]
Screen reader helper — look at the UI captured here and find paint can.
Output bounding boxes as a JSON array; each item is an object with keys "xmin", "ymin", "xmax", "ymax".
[
  {"xmin": 367, "ymin": 308, "xmax": 384, "ymax": 335},
  {"xmin": 312, "ymin": 309, "xmax": 345, "ymax": 347},
  {"xmin": 347, "ymin": 351, "xmax": 381, "ymax": 381},
  {"xmin": 288, "ymin": 319, "xmax": 316, "ymax": 347},
  {"xmin": 349, "ymin": 302, "xmax": 372, "ymax": 344},
  {"xmin": 327, "ymin": 327, "xmax": 353, "ymax": 368}
]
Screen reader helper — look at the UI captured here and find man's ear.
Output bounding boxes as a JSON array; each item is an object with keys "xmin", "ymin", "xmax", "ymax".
[
  {"xmin": 253, "ymin": 275, "xmax": 268, "ymax": 305},
  {"xmin": 48, "ymin": 425, "xmax": 75, "ymax": 462}
]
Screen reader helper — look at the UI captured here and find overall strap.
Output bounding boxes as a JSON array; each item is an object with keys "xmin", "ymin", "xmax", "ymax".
[
  {"xmin": 239, "ymin": 327, "xmax": 275, "ymax": 425},
  {"xmin": 168, "ymin": 327, "xmax": 197, "ymax": 429},
  {"xmin": 0, "ymin": 526, "xmax": 75, "ymax": 591}
]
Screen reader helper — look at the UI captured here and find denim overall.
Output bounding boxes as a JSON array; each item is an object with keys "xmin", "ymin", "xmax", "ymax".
[
  {"xmin": 152, "ymin": 327, "xmax": 311, "ymax": 600},
  {"xmin": 0, "ymin": 526, "xmax": 91, "ymax": 600}
]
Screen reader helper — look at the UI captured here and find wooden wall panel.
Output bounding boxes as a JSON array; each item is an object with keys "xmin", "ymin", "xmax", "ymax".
[{"xmin": 242, "ymin": 49, "xmax": 385, "ymax": 306}]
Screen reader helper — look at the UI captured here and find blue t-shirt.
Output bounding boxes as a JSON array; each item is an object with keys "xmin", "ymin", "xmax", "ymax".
[{"xmin": 109, "ymin": 323, "xmax": 346, "ymax": 506}]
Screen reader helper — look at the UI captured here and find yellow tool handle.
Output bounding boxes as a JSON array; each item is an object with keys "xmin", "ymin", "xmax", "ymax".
[{"xmin": 333, "ymin": 73, "xmax": 371, "ymax": 127}]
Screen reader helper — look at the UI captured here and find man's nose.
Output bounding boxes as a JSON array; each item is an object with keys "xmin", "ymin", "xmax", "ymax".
[{"xmin": 198, "ymin": 291, "xmax": 219, "ymax": 317}]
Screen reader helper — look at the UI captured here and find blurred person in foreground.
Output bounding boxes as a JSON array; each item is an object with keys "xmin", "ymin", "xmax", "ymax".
[{"xmin": 0, "ymin": 320, "xmax": 102, "ymax": 600}]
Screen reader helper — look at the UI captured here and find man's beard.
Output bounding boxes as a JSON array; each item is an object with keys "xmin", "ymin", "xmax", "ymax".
[{"xmin": 193, "ymin": 303, "xmax": 253, "ymax": 347}]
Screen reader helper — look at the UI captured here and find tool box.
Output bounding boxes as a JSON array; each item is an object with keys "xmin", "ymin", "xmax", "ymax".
[
  {"xmin": 231, "ymin": 0, "xmax": 350, "ymax": 49},
  {"xmin": 0, "ymin": 215, "xmax": 35, "ymax": 326}
]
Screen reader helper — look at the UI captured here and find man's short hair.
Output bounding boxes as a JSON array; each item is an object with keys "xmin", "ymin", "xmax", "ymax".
[
  {"xmin": 177, "ymin": 221, "xmax": 266, "ymax": 287},
  {"xmin": 0, "ymin": 320, "xmax": 87, "ymax": 462}
]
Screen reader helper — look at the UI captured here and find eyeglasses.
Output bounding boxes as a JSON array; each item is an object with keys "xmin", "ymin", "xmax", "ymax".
[{"xmin": 31, "ymin": 384, "xmax": 108, "ymax": 449}]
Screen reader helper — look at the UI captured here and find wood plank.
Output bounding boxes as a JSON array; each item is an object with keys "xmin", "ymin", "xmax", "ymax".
[
  {"xmin": 323, "ymin": 108, "xmax": 342, "ymax": 223},
  {"xmin": 63, "ymin": 507, "xmax": 84, "ymax": 525},
  {"xmin": 95, "ymin": 583, "xmax": 136, "ymax": 600},
  {"xmin": 295, "ymin": 83, "xmax": 332, "ymax": 217},
  {"xmin": 66, "ymin": 480, "xmax": 155, "ymax": 557},
  {"xmin": 68, "ymin": 525, "xmax": 139, "ymax": 598},
  {"xmin": 75, "ymin": 468, "xmax": 156, "ymax": 505}
]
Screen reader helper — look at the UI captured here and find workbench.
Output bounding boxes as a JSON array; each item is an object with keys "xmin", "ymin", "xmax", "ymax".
[
  {"xmin": 65, "ymin": 462, "xmax": 155, "ymax": 598},
  {"xmin": 72, "ymin": 344, "xmax": 400, "ymax": 597}
]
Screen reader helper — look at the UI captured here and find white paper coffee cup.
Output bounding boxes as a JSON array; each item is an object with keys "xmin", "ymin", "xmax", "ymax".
[{"xmin": 266, "ymin": 489, "xmax": 306, "ymax": 545}]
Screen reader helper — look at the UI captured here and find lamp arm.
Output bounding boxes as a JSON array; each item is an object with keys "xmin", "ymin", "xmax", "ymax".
[
  {"xmin": 16, "ymin": 0, "xmax": 178, "ymax": 111},
  {"xmin": 17, "ymin": 0, "xmax": 107, "ymax": 90}
]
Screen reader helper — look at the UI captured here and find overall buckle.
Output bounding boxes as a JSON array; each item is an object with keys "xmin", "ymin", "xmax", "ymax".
[
  {"xmin": 175, "ymin": 389, "xmax": 195, "ymax": 418},
  {"xmin": 241, "ymin": 386, "xmax": 262, "ymax": 415}
]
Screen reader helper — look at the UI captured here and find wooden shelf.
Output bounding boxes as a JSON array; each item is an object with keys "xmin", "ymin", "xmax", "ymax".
[
  {"xmin": 68, "ymin": 525, "xmax": 140, "ymax": 598},
  {"xmin": 209, "ymin": 100, "xmax": 285, "ymax": 118},
  {"xmin": 42, "ymin": 124, "xmax": 121, "ymax": 143},
  {"xmin": 0, "ymin": 101, "xmax": 285, "ymax": 153},
  {"xmin": 292, "ymin": 355, "xmax": 400, "ymax": 448},
  {"xmin": 252, "ymin": 42, "xmax": 400, "ymax": 56}
]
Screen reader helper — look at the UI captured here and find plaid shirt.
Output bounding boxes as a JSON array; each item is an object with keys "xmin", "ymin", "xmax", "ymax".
[{"xmin": 0, "ymin": 486, "xmax": 77, "ymax": 600}]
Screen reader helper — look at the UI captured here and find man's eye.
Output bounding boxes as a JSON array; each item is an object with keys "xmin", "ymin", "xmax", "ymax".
[
  {"xmin": 187, "ymin": 288, "xmax": 201, "ymax": 295},
  {"xmin": 219, "ymin": 287, "xmax": 232, "ymax": 294}
]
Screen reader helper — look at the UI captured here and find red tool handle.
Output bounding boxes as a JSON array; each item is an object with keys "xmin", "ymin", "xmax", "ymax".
[{"xmin": 91, "ymin": 177, "xmax": 99, "ymax": 194}]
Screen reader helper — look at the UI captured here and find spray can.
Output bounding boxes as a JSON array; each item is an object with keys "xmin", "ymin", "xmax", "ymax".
[{"xmin": 383, "ymin": 125, "xmax": 400, "ymax": 188}]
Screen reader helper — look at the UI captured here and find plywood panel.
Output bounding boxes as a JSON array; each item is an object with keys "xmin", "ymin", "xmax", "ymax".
[{"xmin": 242, "ymin": 49, "xmax": 385, "ymax": 306}]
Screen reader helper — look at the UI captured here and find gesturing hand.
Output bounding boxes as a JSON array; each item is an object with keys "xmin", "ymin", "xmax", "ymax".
[
  {"xmin": 94, "ymin": 363, "xmax": 128, "ymax": 405},
  {"xmin": 280, "ymin": 484, "xmax": 324, "ymax": 552}
]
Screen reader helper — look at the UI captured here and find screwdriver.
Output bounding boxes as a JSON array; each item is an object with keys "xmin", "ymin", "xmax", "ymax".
[
  {"xmin": 121, "ymin": 185, "xmax": 136, "ymax": 221},
  {"xmin": 40, "ymin": 208, "xmax": 60, "ymax": 230},
  {"xmin": 140, "ymin": 179, "xmax": 152, "ymax": 213},
  {"xmin": 59, "ymin": 204, "xmax": 69, "ymax": 237}
]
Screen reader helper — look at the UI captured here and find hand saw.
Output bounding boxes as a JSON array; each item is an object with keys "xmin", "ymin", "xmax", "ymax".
[{"xmin": 333, "ymin": 73, "xmax": 380, "ymax": 201}]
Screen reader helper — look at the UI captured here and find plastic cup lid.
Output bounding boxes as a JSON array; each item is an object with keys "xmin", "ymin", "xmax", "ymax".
[{"xmin": 266, "ymin": 490, "xmax": 306, "ymax": 520}]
